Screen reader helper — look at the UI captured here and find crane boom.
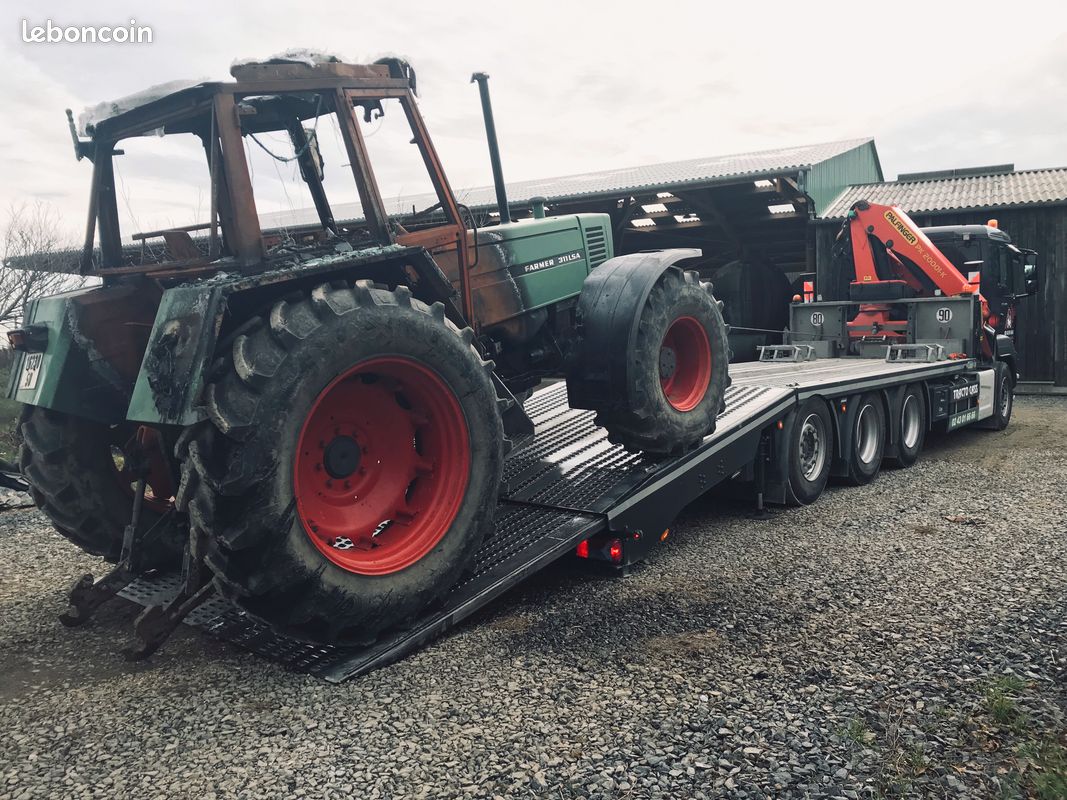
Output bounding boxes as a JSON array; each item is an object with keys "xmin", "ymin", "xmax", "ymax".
[{"xmin": 845, "ymin": 201, "xmax": 979, "ymax": 300}]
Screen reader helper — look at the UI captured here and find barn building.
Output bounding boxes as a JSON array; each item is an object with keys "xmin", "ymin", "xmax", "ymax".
[{"xmin": 262, "ymin": 140, "xmax": 1065, "ymax": 385}]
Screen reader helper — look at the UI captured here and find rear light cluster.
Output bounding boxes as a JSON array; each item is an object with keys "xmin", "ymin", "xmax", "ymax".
[
  {"xmin": 7, "ymin": 324, "xmax": 48, "ymax": 352},
  {"xmin": 575, "ymin": 529, "xmax": 671, "ymax": 564},
  {"xmin": 575, "ymin": 535, "xmax": 623, "ymax": 564}
]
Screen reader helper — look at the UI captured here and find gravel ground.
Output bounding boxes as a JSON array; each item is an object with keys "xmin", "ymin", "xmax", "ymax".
[{"xmin": 1, "ymin": 396, "xmax": 1065, "ymax": 800}]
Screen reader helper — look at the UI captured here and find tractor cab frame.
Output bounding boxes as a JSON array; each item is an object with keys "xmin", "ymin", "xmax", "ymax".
[{"xmin": 75, "ymin": 59, "xmax": 479, "ymax": 323}]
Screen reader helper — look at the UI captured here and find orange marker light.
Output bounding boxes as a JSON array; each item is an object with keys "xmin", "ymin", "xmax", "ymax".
[
  {"xmin": 987, "ymin": 219, "xmax": 999, "ymax": 228},
  {"xmin": 660, "ymin": 529, "xmax": 670, "ymax": 542}
]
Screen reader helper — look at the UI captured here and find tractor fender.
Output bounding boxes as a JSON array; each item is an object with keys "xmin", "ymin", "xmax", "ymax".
[
  {"xmin": 566, "ymin": 249, "xmax": 701, "ymax": 411},
  {"xmin": 128, "ymin": 246, "xmax": 462, "ymax": 426}
]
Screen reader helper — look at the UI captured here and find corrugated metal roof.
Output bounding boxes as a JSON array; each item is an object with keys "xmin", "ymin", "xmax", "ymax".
[
  {"xmin": 260, "ymin": 137, "xmax": 874, "ymax": 229},
  {"xmin": 450, "ymin": 137, "xmax": 874, "ymax": 205},
  {"xmin": 821, "ymin": 167, "xmax": 1067, "ymax": 219}
]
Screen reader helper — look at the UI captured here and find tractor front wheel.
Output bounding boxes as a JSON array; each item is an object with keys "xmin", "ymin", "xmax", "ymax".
[
  {"xmin": 595, "ymin": 270, "xmax": 730, "ymax": 455},
  {"xmin": 181, "ymin": 281, "xmax": 504, "ymax": 645}
]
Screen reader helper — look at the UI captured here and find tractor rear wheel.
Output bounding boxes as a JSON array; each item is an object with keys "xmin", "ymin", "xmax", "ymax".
[
  {"xmin": 596, "ymin": 270, "xmax": 730, "ymax": 455},
  {"xmin": 181, "ymin": 281, "xmax": 504, "ymax": 645},
  {"xmin": 19, "ymin": 407, "xmax": 181, "ymax": 566}
]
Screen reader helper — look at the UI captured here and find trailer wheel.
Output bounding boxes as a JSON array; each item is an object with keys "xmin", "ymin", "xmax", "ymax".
[
  {"xmin": 18, "ymin": 407, "xmax": 181, "ymax": 567},
  {"xmin": 986, "ymin": 361, "xmax": 1014, "ymax": 431},
  {"xmin": 596, "ymin": 270, "xmax": 730, "ymax": 455},
  {"xmin": 843, "ymin": 393, "xmax": 885, "ymax": 485},
  {"xmin": 886, "ymin": 384, "xmax": 925, "ymax": 468},
  {"xmin": 785, "ymin": 398, "xmax": 833, "ymax": 505},
  {"xmin": 181, "ymin": 281, "xmax": 504, "ymax": 645}
]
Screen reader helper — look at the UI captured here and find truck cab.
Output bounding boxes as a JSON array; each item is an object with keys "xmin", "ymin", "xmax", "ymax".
[{"xmin": 922, "ymin": 223, "xmax": 1039, "ymax": 335}]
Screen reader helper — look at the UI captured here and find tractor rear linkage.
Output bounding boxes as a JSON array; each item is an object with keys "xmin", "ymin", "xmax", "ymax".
[{"xmin": 58, "ymin": 437, "xmax": 213, "ymax": 660}]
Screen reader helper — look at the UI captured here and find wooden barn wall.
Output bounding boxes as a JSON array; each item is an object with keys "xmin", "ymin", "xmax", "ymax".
[{"xmin": 815, "ymin": 205, "xmax": 1067, "ymax": 385}]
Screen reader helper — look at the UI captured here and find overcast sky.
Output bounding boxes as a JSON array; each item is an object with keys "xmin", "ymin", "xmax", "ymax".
[{"xmin": 3, "ymin": 0, "xmax": 1066, "ymax": 242}]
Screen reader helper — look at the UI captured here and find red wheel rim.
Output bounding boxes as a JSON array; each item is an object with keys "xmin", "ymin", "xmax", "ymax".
[
  {"xmin": 659, "ymin": 316, "xmax": 712, "ymax": 412},
  {"xmin": 294, "ymin": 357, "xmax": 471, "ymax": 576}
]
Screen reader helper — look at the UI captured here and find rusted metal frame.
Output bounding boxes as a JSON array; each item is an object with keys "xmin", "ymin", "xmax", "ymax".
[
  {"xmin": 395, "ymin": 227, "xmax": 461, "ymax": 251},
  {"xmin": 132, "ymin": 221, "xmax": 217, "ymax": 241},
  {"xmin": 229, "ymin": 77, "xmax": 411, "ymax": 96},
  {"xmin": 96, "ymin": 146, "xmax": 123, "ymax": 268},
  {"xmin": 206, "ymin": 109, "xmax": 221, "ymax": 258},
  {"xmin": 96, "ymin": 261, "xmax": 222, "ymax": 279},
  {"xmin": 213, "ymin": 93, "xmax": 263, "ymax": 265},
  {"xmin": 80, "ymin": 157, "xmax": 102, "ymax": 274},
  {"xmin": 94, "ymin": 79, "xmax": 409, "ymax": 142},
  {"xmin": 397, "ymin": 92, "xmax": 474, "ymax": 325},
  {"xmin": 286, "ymin": 113, "xmax": 336, "ymax": 234},
  {"xmin": 336, "ymin": 89, "xmax": 392, "ymax": 245},
  {"xmin": 201, "ymin": 130, "xmax": 240, "ymax": 259},
  {"xmin": 95, "ymin": 95, "xmax": 216, "ymax": 145}
]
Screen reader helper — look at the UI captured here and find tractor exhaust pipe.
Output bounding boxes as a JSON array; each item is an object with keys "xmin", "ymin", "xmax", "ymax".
[{"xmin": 471, "ymin": 72, "xmax": 510, "ymax": 224}]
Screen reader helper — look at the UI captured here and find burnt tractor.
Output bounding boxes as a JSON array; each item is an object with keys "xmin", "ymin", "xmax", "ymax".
[{"xmin": 7, "ymin": 56, "xmax": 729, "ymax": 651}]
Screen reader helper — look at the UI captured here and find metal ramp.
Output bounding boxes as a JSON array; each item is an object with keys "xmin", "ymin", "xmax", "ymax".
[{"xmin": 119, "ymin": 381, "xmax": 791, "ymax": 681}]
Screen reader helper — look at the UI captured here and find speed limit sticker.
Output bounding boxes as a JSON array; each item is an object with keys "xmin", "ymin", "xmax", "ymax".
[
  {"xmin": 810, "ymin": 312, "xmax": 825, "ymax": 326},
  {"xmin": 936, "ymin": 307, "xmax": 953, "ymax": 323}
]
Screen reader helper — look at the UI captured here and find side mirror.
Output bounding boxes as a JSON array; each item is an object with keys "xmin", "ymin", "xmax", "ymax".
[{"xmin": 1019, "ymin": 252, "xmax": 1039, "ymax": 297}]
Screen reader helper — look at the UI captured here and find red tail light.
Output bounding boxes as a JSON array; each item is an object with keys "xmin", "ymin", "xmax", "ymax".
[
  {"xmin": 575, "ymin": 540, "xmax": 589, "ymax": 559},
  {"xmin": 608, "ymin": 539, "xmax": 623, "ymax": 563}
]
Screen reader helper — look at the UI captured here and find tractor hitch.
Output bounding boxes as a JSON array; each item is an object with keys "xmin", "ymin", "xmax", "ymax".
[
  {"xmin": 58, "ymin": 429, "xmax": 217, "ymax": 660},
  {"xmin": 125, "ymin": 521, "xmax": 215, "ymax": 660}
]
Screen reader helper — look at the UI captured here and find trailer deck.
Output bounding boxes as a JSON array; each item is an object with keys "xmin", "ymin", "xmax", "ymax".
[{"xmin": 119, "ymin": 355, "xmax": 974, "ymax": 680}]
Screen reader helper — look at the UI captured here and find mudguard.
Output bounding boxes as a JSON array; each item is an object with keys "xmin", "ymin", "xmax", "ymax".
[
  {"xmin": 994, "ymin": 334, "xmax": 1019, "ymax": 380},
  {"xmin": 566, "ymin": 249, "xmax": 701, "ymax": 411},
  {"xmin": 128, "ymin": 245, "xmax": 453, "ymax": 426}
]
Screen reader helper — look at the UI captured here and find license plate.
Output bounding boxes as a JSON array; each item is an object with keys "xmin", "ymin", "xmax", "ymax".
[{"xmin": 18, "ymin": 353, "xmax": 43, "ymax": 391}]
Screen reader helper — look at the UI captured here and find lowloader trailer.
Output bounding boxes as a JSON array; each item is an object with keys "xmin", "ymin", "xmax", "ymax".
[
  {"xmin": 4, "ymin": 55, "xmax": 1037, "ymax": 676},
  {"xmin": 119, "ymin": 329, "xmax": 1004, "ymax": 681}
]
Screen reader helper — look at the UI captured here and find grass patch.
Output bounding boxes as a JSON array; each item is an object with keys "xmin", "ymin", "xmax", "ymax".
[
  {"xmin": 983, "ymin": 675, "xmax": 1029, "ymax": 731},
  {"xmin": 839, "ymin": 717, "xmax": 875, "ymax": 747},
  {"xmin": 1017, "ymin": 738, "xmax": 1067, "ymax": 800}
]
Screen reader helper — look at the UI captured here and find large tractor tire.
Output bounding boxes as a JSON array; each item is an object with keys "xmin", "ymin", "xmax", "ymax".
[
  {"xmin": 19, "ymin": 407, "xmax": 181, "ymax": 567},
  {"xmin": 180, "ymin": 280, "xmax": 504, "ymax": 646},
  {"xmin": 595, "ymin": 270, "xmax": 730, "ymax": 455}
]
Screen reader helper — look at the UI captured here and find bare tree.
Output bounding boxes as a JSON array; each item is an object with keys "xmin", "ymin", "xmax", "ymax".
[{"xmin": 0, "ymin": 202, "xmax": 85, "ymax": 330}]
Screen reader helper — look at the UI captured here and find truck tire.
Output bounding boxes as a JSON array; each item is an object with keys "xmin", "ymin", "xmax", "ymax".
[
  {"xmin": 181, "ymin": 281, "xmax": 504, "ymax": 646},
  {"xmin": 19, "ymin": 407, "xmax": 181, "ymax": 567},
  {"xmin": 784, "ymin": 398, "xmax": 833, "ymax": 505},
  {"xmin": 886, "ymin": 384, "xmax": 925, "ymax": 468},
  {"xmin": 596, "ymin": 270, "xmax": 730, "ymax": 455},
  {"xmin": 842, "ymin": 393, "xmax": 885, "ymax": 486},
  {"xmin": 986, "ymin": 360, "xmax": 1014, "ymax": 431}
]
